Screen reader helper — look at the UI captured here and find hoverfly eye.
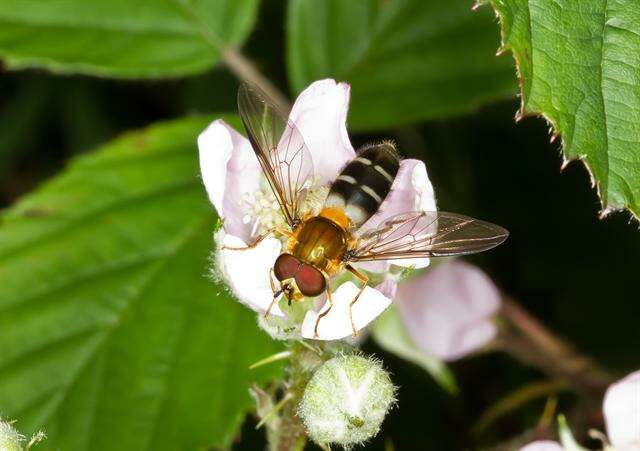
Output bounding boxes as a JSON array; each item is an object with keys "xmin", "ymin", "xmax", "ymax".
[
  {"xmin": 295, "ymin": 264, "xmax": 326, "ymax": 297},
  {"xmin": 274, "ymin": 253, "xmax": 300, "ymax": 281}
]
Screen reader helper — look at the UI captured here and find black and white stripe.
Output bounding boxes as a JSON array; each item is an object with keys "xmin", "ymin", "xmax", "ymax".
[{"xmin": 325, "ymin": 142, "xmax": 400, "ymax": 227}]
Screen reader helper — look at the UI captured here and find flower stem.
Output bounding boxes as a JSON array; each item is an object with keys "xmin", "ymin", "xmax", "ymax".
[
  {"xmin": 267, "ymin": 341, "xmax": 323, "ymax": 451},
  {"xmin": 221, "ymin": 48, "xmax": 292, "ymax": 113},
  {"xmin": 471, "ymin": 378, "xmax": 568, "ymax": 436},
  {"xmin": 172, "ymin": 0, "xmax": 291, "ymax": 113},
  {"xmin": 497, "ymin": 295, "xmax": 614, "ymax": 400}
]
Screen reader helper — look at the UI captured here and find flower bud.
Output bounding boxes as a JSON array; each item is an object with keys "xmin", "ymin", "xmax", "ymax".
[
  {"xmin": 0, "ymin": 419, "xmax": 24, "ymax": 451},
  {"xmin": 298, "ymin": 355, "xmax": 396, "ymax": 448}
]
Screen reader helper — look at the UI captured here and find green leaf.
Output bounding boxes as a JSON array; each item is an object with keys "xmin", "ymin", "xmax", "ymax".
[
  {"xmin": 486, "ymin": 0, "xmax": 640, "ymax": 218},
  {"xmin": 371, "ymin": 306, "xmax": 458, "ymax": 395},
  {"xmin": 286, "ymin": 0, "xmax": 516, "ymax": 130},
  {"xmin": 0, "ymin": 116, "xmax": 281, "ymax": 450},
  {"xmin": 0, "ymin": 0, "xmax": 259, "ymax": 78}
]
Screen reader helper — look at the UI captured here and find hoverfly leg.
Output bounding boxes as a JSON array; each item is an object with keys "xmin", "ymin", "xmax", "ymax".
[
  {"xmin": 221, "ymin": 229, "xmax": 273, "ymax": 251},
  {"xmin": 346, "ymin": 264, "xmax": 370, "ymax": 337},
  {"xmin": 313, "ymin": 287, "xmax": 334, "ymax": 339},
  {"xmin": 221, "ymin": 227, "xmax": 292, "ymax": 251},
  {"xmin": 268, "ymin": 267, "xmax": 277, "ymax": 295},
  {"xmin": 265, "ymin": 268, "xmax": 280, "ymax": 318}
]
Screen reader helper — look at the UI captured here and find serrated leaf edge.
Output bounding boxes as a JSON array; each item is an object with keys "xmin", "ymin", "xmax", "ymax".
[{"xmin": 479, "ymin": 0, "xmax": 639, "ymax": 222}]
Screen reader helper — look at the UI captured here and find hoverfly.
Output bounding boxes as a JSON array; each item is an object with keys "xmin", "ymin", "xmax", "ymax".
[{"xmin": 231, "ymin": 82, "xmax": 508, "ymax": 338}]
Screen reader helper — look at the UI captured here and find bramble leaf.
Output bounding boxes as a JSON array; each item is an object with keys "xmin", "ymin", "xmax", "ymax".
[
  {"xmin": 287, "ymin": 0, "xmax": 516, "ymax": 130},
  {"xmin": 0, "ymin": 116, "xmax": 281, "ymax": 450},
  {"xmin": 0, "ymin": 0, "xmax": 259, "ymax": 78},
  {"xmin": 485, "ymin": 0, "xmax": 640, "ymax": 218}
]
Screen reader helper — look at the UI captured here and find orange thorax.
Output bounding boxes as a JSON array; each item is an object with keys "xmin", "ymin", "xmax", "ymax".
[{"xmin": 287, "ymin": 208, "xmax": 351, "ymax": 275}]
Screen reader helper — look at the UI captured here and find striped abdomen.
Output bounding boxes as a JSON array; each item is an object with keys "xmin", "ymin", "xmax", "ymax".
[{"xmin": 325, "ymin": 142, "xmax": 400, "ymax": 227}]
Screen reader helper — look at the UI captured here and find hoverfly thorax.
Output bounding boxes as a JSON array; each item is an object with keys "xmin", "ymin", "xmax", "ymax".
[
  {"xmin": 287, "ymin": 215, "xmax": 348, "ymax": 274},
  {"xmin": 236, "ymin": 81, "xmax": 509, "ymax": 337}
]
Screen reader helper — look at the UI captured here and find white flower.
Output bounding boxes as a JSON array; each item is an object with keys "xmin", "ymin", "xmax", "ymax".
[
  {"xmin": 603, "ymin": 370, "xmax": 640, "ymax": 451},
  {"xmin": 198, "ymin": 79, "xmax": 435, "ymax": 340},
  {"xmin": 521, "ymin": 370, "xmax": 640, "ymax": 451},
  {"xmin": 394, "ymin": 260, "xmax": 502, "ymax": 361}
]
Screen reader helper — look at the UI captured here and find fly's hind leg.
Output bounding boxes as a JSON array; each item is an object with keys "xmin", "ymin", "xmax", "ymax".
[
  {"xmin": 221, "ymin": 226, "xmax": 292, "ymax": 251},
  {"xmin": 313, "ymin": 287, "xmax": 334, "ymax": 338},
  {"xmin": 345, "ymin": 264, "xmax": 369, "ymax": 337}
]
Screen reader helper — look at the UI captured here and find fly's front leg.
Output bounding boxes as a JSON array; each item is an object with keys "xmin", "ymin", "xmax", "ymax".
[
  {"xmin": 314, "ymin": 286, "xmax": 334, "ymax": 339},
  {"xmin": 345, "ymin": 264, "xmax": 369, "ymax": 337},
  {"xmin": 221, "ymin": 226, "xmax": 293, "ymax": 251},
  {"xmin": 265, "ymin": 267, "xmax": 280, "ymax": 318}
]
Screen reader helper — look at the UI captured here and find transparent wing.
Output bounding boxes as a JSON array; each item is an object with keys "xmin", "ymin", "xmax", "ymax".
[
  {"xmin": 238, "ymin": 82, "xmax": 314, "ymax": 227},
  {"xmin": 346, "ymin": 211, "xmax": 509, "ymax": 262}
]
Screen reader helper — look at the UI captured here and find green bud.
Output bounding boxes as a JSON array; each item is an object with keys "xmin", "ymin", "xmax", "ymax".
[{"xmin": 298, "ymin": 355, "xmax": 396, "ymax": 448}]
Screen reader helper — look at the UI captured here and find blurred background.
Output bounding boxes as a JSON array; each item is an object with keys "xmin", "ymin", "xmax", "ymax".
[{"xmin": 1, "ymin": 1, "xmax": 638, "ymax": 450}]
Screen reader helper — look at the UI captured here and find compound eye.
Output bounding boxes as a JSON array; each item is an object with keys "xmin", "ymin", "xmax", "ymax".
[
  {"xmin": 274, "ymin": 253, "xmax": 300, "ymax": 281},
  {"xmin": 295, "ymin": 264, "xmax": 326, "ymax": 297}
]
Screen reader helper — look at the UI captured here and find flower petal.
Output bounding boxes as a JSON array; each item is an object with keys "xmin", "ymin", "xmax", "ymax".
[
  {"xmin": 198, "ymin": 120, "xmax": 262, "ymax": 242},
  {"xmin": 375, "ymin": 279, "xmax": 398, "ymax": 300},
  {"xmin": 395, "ymin": 260, "xmax": 501, "ymax": 361},
  {"xmin": 217, "ymin": 233, "xmax": 285, "ymax": 317},
  {"xmin": 301, "ymin": 282, "xmax": 392, "ymax": 340},
  {"xmin": 603, "ymin": 369, "xmax": 640, "ymax": 449},
  {"xmin": 362, "ymin": 159, "xmax": 436, "ymax": 230},
  {"xmin": 198, "ymin": 120, "xmax": 231, "ymax": 215},
  {"xmin": 358, "ymin": 159, "xmax": 436, "ymax": 270},
  {"xmin": 519, "ymin": 441, "xmax": 564, "ymax": 451},
  {"xmin": 288, "ymin": 79, "xmax": 356, "ymax": 185}
]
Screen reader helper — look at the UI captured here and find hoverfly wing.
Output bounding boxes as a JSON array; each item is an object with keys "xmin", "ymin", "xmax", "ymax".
[
  {"xmin": 238, "ymin": 82, "xmax": 314, "ymax": 227},
  {"xmin": 346, "ymin": 211, "xmax": 508, "ymax": 262}
]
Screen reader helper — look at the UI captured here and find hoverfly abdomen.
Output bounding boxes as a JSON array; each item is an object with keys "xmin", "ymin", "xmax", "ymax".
[{"xmin": 325, "ymin": 142, "xmax": 400, "ymax": 227}]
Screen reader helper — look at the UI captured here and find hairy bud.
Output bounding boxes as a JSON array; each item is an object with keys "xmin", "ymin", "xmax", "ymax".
[{"xmin": 298, "ymin": 355, "xmax": 396, "ymax": 448}]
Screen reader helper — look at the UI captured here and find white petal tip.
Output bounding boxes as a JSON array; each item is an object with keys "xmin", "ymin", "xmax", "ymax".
[
  {"xmin": 300, "ymin": 282, "xmax": 392, "ymax": 340},
  {"xmin": 603, "ymin": 369, "xmax": 640, "ymax": 449},
  {"xmin": 219, "ymin": 235, "xmax": 285, "ymax": 317},
  {"xmin": 391, "ymin": 257, "xmax": 431, "ymax": 269}
]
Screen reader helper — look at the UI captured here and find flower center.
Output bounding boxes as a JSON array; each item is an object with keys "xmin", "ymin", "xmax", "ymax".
[{"xmin": 240, "ymin": 177, "xmax": 329, "ymax": 238}]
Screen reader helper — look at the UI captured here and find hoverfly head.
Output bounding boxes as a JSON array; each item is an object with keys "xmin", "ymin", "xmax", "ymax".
[{"xmin": 274, "ymin": 253, "xmax": 325, "ymax": 301}]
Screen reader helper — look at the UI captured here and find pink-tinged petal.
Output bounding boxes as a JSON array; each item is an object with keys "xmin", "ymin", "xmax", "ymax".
[
  {"xmin": 520, "ymin": 441, "xmax": 564, "ymax": 451},
  {"xmin": 375, "ymin": 279, "xmax": 398, "ymax": 300},
  {"xmin": 358, "ymin": 159, "xmax": 436, "ymax": 270},
  {"xmin": 198, "ymin": 120, "xmax": 262, "ymax": 242},
  {"xmin": 395, "ymin": 260, "xmax": 501, "ymax": 361},
  {"xmin": 221, "ymin": 126, "xmax": 263, "ymax": 240},
  {"xmin": 198, "ymin": 120, "xmax": 231, "ymax": 214},
  {"xmin": 218, "ymin": 233, "xmax": 285, "ymax": 317},
  {"xmin": 300, "ymin": 282, "xmax": 392, "ymax": 340},
  {"xmin": 603, "ymin": 369, "xmax": 640, "ymax": 449},
  {"xmin": 352, "ymin": 258, "xmax": 389, "ymax": 274},
  {"xmin": 362, "ymin": 159, "xmax": 436, "ymax": 230},
  {"xmin": 288, "ymin": 79, "xmax": 355, "ymax": 184}
]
